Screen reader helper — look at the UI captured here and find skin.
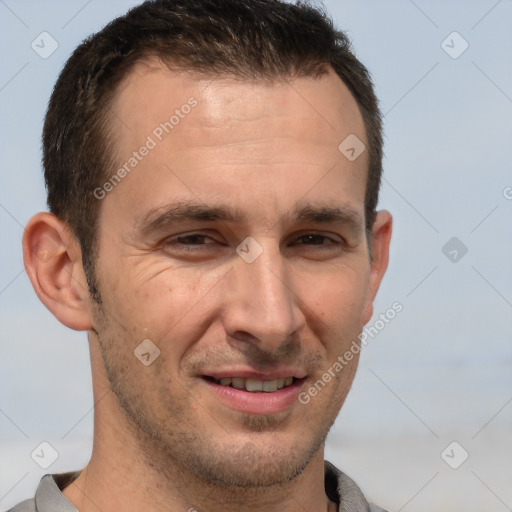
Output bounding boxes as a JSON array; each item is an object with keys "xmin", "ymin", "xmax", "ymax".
[{"xmin": 23, "ymin": 60, "xmax": 392, "ymax": 512}]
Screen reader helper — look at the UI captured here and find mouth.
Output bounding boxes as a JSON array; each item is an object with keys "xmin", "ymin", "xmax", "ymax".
[
  {"xmin": 204, "ymin": 376, "xmax": 299, "ymax": 393},
  {"xmin": 200, "ymin": 374, "xmax": 306, "ymax": 415}
]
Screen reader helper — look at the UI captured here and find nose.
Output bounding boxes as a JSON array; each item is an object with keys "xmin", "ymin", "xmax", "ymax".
[{"xmin": 221, "ymin": 239, "xmax": 305, "ymax": 352}]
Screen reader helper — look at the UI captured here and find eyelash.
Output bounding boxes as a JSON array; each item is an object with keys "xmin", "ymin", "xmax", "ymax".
[{"xmin": 166, "ymin": 232, "xmax": 343, "ymax": 251}]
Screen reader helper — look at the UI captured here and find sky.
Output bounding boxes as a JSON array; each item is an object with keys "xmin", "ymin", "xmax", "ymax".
[{"xmin": 1, "ymin": 1, "xmax": 511, "ymax": 511}]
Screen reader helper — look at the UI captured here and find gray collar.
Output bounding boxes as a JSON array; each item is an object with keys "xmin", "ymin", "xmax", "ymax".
[{"xmin": 35, "ymin": 472, "xmax": 80, "ymax": 512}]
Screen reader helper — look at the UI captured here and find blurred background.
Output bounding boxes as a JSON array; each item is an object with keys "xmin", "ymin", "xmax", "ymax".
[{"xmin": 1, "ymin": 1, "xmax": 511, "ymax": 511}]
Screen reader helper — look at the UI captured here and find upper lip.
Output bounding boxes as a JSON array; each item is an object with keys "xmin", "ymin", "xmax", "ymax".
[{"xmin": 202, "ymin": 368, "xmax": 307, "ymax": 381}]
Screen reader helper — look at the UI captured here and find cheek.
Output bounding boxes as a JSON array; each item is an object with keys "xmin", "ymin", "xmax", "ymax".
[
  {"xmin": 100, "ymin": 254, "xmax": 193, "ymax": 316},
  {"xmin": 306, "ymin": 268, "xmax": 369, "ymax": 323},
  {"xmin": 300, "ymin": 270, "xmax": 369, "ymax": 368},
  {"xmin": 102, "ymin": 262, "xmax": 223, "ymax": 359}
]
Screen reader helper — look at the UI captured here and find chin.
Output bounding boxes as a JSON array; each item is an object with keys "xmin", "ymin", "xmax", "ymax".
[
  {"xmin": 173, "ymin": 425, "xmax": 327, "ymax": 489},
  {"xmin": 195, "ymin": 444, "xmax": 314, "ymax": 488}
]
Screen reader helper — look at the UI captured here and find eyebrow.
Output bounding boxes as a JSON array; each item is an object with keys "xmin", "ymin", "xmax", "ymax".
[{"xmin": 135, "ymin": 199, "xmax": 363, "ymax": 237}]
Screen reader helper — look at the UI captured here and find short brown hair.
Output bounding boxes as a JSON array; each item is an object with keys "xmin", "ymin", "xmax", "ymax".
[{"xmin": 43, "ymin": 0, "xmax": 383, "ymax": 302}]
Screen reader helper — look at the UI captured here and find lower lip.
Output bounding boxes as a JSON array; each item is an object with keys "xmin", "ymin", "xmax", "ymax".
[{"xmin": 201, "ymin": 378, "xmax": 305, "ymax": 415}]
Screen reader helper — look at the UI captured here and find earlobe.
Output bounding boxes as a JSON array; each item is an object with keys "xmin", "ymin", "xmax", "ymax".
[
  {"xmin": 22, "ymin": 212, "xmax": 94, "ymax": 331},
  {"xmin": 362, "ymin": 210, "xmax": 393, "ymax": 325}
]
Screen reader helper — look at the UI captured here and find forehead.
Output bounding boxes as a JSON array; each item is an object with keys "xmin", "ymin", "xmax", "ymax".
[
  {"xmin": 101, "ymin": 59, "xmax": 368, "ymax": 233},
  {"xmin": 109, "ymin": 57, "xmax": 366, "ymax": 152}
]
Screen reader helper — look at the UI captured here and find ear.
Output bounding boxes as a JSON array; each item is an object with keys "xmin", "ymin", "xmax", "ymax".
[
  {"xmin": 362, "ymin": 210, "xmax": 393, "ymax": 325},
  {"xmin": 22, "ymin": 212, "xmax": 94, "ymax": 331}
]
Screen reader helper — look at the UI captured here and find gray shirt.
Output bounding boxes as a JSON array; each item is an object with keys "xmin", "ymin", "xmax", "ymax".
[{"xmin": 8, "ymin": 460, "xmax": 388, "ymax": 512}]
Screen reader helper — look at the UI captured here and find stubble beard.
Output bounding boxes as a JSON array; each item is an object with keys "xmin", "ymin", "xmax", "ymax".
[{"xmin": 93, "ymin": 303, "xmax": 342, "ymax": 491}]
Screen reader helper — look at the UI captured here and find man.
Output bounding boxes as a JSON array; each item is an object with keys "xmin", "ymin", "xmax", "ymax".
[{"xmin": 14, "ymin": 0, "xmax": 392, "ymax": 510}]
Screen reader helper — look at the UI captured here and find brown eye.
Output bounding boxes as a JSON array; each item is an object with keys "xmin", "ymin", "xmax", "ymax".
[
  {"xmin": 295, "ymin": 234, "xmax": 340, "ymax": 247},
  {"xmin": 175, "ymin": 234, "xmax": 215, "ymax": 245},
  {"xmin": 164, "ymin": 233, "xmax": 220, "ymax": 254}
]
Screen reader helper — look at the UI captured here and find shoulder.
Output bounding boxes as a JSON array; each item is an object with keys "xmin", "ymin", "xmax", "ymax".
[
  {"xmin": 325, "ymin": 460, "xmax": 390, "ymax": 512},
  {"xmin": 6, "ymin": 498, "xmax": 36, "ymax": 512},
  {"xmin": 369, "ymin": 505, "xmax": 389, "ymax": 512},
  {"xmin": 5, "ymin": 471, "xmax": 81, "ymax": 512}
]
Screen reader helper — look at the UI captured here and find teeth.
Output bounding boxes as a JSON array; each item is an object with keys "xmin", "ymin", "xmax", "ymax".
[
  {"xmin": 262, "ymin": 379, "xmax": 278, "ymax": 392},
  {"xmin": 216, "ymin": 377, "xmax": 295, "ymax": 392},
  {"xmin": 232, "ymin": 378, "xmax": 245, "ymax": 389},
  {"xmin": 245, "ymin": 379, "xmax": 263, "ymax": 392}
]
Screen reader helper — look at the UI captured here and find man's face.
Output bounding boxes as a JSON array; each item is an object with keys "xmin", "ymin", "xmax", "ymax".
[{"xmin": 90, "ymin": 61, "xmax": 384, "ymax": 487}]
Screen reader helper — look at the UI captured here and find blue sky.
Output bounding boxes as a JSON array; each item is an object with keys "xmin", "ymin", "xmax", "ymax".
[{"xmin": 1, "ymin": 1, "xmax": 511, "ymax": 510}]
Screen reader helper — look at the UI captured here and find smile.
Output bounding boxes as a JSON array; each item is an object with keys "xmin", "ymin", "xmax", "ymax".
[
  {"xmin": 209, "ymin": 376, "xmax": 297, "ymax": 393},
  {"xmin": 201, "ymin": 375, "xmax": 306, "ymax": 415}
]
